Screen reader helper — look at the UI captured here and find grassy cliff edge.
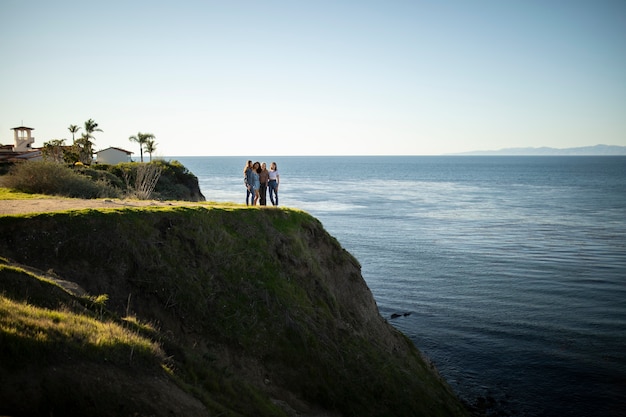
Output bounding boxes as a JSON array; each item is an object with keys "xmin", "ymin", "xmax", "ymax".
[{"xmin": 0, "ymin": 205, "xmax": 469, "ymax": 417}]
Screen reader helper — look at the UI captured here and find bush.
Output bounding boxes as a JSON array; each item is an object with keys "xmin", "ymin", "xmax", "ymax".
[
  {"xmin": 2, "ymin": 160, "xmax": 203, "ymax": 201},
  {"xmin": 74, "ymin": 166, "xmax": 125, "ymax": 189},
  {"xmin": 99, "ymin": 160, "xmax": 205, "ymax": 201},
  {"xmin": 127, "ymin": 163, "xmax": 162, "ymax": 200},
  {"xmin": 151, "ymin": 160, "xmax": 205, "ymax": 201},
  {"xmin": 3, "ymin": 161, "xmax": 120, "ymax": 198}
]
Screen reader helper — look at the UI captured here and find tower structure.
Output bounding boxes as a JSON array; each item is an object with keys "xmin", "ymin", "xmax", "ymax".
[{"xmin": 11, "ymin": 126, "xmax": 35, "ymax": 152}]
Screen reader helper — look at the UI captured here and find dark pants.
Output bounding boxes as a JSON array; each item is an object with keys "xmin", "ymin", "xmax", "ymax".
[{"xmin": 259, "ymin": 183, "xmax": 268, "ymax": 206}]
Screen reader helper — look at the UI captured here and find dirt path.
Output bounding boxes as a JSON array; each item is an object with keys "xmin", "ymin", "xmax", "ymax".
[{"xmin": 0, "ymin": 198, "xmax": 210, "ymax": 215}]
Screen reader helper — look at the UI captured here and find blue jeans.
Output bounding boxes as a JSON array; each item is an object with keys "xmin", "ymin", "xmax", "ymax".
[
  {"xmin": 268, "ymin": 180, "xmax": 278, "ymax": 206},
  {"xmin": 246, "ymin": 187, "xmax": 252, "ymax": 205}
]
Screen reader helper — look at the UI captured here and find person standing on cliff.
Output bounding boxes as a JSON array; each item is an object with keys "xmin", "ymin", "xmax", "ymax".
[
  {"xmin": 243, "ymin": 160, "xmax": 253, "ymax": 205},
  {"xmin": 251, "ymin": 161, "xmax": 261, "ymax": 205},
  {"xmin": 258, "ymin": 162, "xmax": 269, "ymax": 206},
  {"xmin": 268, "ymin": 161, "xmax": 279, "ymax": 206}
]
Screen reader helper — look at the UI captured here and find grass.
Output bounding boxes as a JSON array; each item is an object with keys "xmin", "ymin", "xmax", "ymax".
[
  {"xmin": 0, "ymin": 262, "xmax": 164, "ymax": 368},
  {"xmin": 0, "ymin": 199, "xmax": 469, "ymax": 417},
  {"xmin": 0, "ymin": 187, "xmax": 56, "ymax": 200},
  {"xmin": 0, "ymin": 185, "xmax": 259, "ymax": 212},
  {"xmin": 0, "ymin": 296, "xmax": 164, "ymax": 366}
]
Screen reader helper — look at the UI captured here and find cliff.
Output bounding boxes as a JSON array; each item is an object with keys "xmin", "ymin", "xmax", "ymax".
[{"xmin": 0, "ymin": 205, "xmax": 469, "ymax": 417}]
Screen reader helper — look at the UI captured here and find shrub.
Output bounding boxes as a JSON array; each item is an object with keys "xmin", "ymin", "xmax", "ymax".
[
  {"xmin": 3, "ymin": 161, "xmax": 120, "ymax": 198},
  {"xmin": 126, "ymin": 163, "xmax": 162, "ymax": 200},
  {"xmin": 74, "ymin": 166, "xmax": 125, "ymax": 189},
  {"xmin": 151, "ymin": 160, "xmax": 204, "ymax": 201},
  {"xmin": 2, "ymin": 160, "xmax": 203, "ymax": 201},
  {"xmin": 100, "ymin": 160, "xmax": 204, "ymax": 201}
]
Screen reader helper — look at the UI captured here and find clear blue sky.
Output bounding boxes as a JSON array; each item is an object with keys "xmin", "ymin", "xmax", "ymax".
[{"xmin": 1, "ymin": 0, "xmax": 625, "ymax": 156}]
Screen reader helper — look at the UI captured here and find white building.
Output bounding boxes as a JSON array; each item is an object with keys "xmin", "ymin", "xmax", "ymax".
[
  {"xmin": 95, "ymin": 147, "xmax": 133, "ymax": 165},
  {"xmin": 0, "ymin": 126, "xmax": 42, "ymax": 162},
  {"xmin": 12, "ymin": 126, "xmax": 36, "ymax": 152}
]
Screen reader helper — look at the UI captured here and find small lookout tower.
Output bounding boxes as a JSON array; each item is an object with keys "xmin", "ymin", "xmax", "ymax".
[{"xmin": 11, "ymin": 126, "xmax": 35, "ymax": 152}]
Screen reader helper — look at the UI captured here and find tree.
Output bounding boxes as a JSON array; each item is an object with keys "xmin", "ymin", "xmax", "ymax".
[
  {"xmin": 68, "ymin": 125, "xmax": 81, "ymax": 143},
  {"xmin": 42, "ymin": 139, "xmax": 67, "ymax": 163},
  {"xmin": 75, "ymin": 134, "xmax": 94, "ymax": 164},
  {"xmin": 129, "ymin": 132, "xmax": 155, "ymax": 163},
  {"xmin": 144, "ymin": 137, "xmax": 157, "ymax": 162},
  {"xmin": 84, "ymin": 119, "xmax": 103, "ymax": 139},
  {"xmin": 72, "ymin": 119, "xmax": 102, "ymax": 165}
]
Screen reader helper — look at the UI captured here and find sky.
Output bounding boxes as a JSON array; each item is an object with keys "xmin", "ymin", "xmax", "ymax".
[{"xmin": 1, "ymin": 0, "xmax": 625, "ymax": 156}]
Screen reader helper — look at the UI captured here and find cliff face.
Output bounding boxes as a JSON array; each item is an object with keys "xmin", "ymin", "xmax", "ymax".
[{"xmin": 0, "ymin": 206, "xmax": 468, "ymax": 417}]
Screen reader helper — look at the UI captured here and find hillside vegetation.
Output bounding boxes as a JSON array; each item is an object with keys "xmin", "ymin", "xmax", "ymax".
[
  {"xmin": 0, "ymin": 205, "xmax": 469, "ymax": 417},
  {"xmin": 0, "ymin": 160, "xmax": 205, "ymax": 201}
]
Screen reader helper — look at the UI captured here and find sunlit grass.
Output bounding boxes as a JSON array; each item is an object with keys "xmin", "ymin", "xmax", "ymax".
[
  {"xmin": 0, "ymin": 295, "xmax": 164, "ymax": 364},
  {"xmin": 0, "ymin": 185, "xmax": 247, "ymax": 210},
  {"xmin": 0, "ymin": 187, "xmax": 56, "ymax": 200},
  {"xmin": 121, "ymin": 314, "xmax": 159, "ymax": 333}
]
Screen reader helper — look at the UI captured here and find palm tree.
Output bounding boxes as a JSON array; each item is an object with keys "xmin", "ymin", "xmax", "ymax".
[
  {"xmin": 68, "ymin": 125, "xmax": 81, "ymax": 143},
  {"xmin": 144, "ymin": 137, "xmax": 157, "ymax": 162},
  {"xmin": 73, "ymin": 119, "xmax": 101, "ymax": 165},
  {"xmin": 84, "ymin": 119, "xmax": 103, "ymax": 139},
  {"xmin": 129, "ymin": 132, "xmax": 155, "ymax": 163}
]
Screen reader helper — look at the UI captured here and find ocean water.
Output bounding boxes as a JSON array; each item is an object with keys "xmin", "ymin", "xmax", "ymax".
[{"xmin": 171, "ymin": 155, "xmax": 626, "ymax": 417}]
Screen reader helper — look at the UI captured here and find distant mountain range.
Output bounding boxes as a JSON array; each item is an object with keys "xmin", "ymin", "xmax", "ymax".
[{"xmin": 453, "ymin": 144, "xmax": 626, "ymax": 156}]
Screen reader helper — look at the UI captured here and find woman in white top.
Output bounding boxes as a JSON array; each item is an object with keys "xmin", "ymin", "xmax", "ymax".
[{"xmin": 268, "ymin": 162, "xmax": 280, "ymax": 206}]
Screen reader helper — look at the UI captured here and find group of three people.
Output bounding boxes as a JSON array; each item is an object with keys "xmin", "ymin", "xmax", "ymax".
[{"xmin": 244, "ymin": 160, "xmax": 280, "ymax": 206}]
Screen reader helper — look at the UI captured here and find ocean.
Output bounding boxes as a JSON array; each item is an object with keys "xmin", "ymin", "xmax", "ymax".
[{"xmin": 170, "ymin": 155, "xmax": 626, "ymax": 417}]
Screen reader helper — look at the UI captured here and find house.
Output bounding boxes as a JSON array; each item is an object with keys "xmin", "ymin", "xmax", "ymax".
[
  {"xmin": 0, "ymin": 126, "xmax": 42, "ymax": 162},
  {"xmin": 95, "ymin": 147, "xmax": 133, "ymax": 165}
]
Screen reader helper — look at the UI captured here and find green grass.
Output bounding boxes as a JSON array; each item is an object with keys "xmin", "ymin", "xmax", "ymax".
[
  {"xmin": 0, "ymin": 203, "xmax": 469, "ymax": 417},
  {"xmin": 0, "ymin": 187, "xmax": 56, "ymax": 200},
  {"xmin": 0, "ymin": 262, "xmax": 164, "ymax": 368},
  {"xmin": 0, "ymin": 296, "xmax": 164, "ymax": 366}
]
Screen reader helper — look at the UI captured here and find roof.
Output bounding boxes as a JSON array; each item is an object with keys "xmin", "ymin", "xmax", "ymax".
[
  {"xmin": 0, "ymin": 149, "xmax": 42, "ymax": 162},
  {"xmin": 11, "ymin": 126, "xmax": 35, "ymax": 131},
  {"xmin": 96, "ymin": 146, "xmax": 133, "ymax": 155}
]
